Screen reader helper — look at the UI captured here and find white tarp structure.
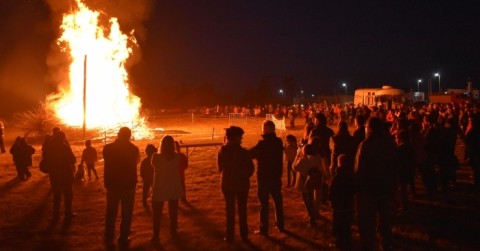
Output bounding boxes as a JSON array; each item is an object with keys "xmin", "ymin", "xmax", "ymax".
[{"xmin": 265, "ymin": 114, "xmax": 286, "ymax": 130}]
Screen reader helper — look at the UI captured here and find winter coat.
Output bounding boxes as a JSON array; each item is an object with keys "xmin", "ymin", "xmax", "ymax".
[
  {"xmin": 151, "ymin": 153, "xmax": 183, "ymax": 201},
  {"xmin": 10, "ymin": 140, "xmax": 35, "ymax": 167},
  {"xmin": 354, "ymin": 132, "xmax": 398, "ymax": 195},
  {"xmin": 103, "ymin": 139, "xmax": 140, "ymax": 190},
  {"xmin": 249, "ymin": 133, "xmax": 284, "ymax": 182},
  {"xmin": 293, "ymin": 154, "xmax": 320, "ymax": 193},
  {"xmin": 43, "ymin": 138, "xmax": 76, "ymax": 185},
  {"xmin": 218, "ymin": 144, "xmax": 254, "ymax": 192},
  {"xmin": 329, "ymin": 167, "xmax": 354, "ymax": 212}
]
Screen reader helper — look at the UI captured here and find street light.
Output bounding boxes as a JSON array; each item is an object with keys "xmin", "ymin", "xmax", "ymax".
[
  {"xmin": 279, "ymin": 89, "xmax": 284, "ymax": 103},
  {"xmin": 417, "ymin": 79, "xmax": 422, "ymax": 92},
  {"xmin": 342, "ymin": 83, "xmax": 347, "ymax": 96},
  {"xmin": 434, "ymin": 73, "xmax": 441, "ymax": 92}
]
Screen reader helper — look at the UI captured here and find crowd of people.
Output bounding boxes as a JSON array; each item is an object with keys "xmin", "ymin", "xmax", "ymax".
[{"xmin": 3, "ymin": 100, "xmax": 480, "ymax": 250}]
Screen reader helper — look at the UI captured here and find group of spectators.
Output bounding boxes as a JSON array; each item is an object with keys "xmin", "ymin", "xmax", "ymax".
[{"xmin": 4, "ymin": 99, "xmax": 480, "ymax": 250}]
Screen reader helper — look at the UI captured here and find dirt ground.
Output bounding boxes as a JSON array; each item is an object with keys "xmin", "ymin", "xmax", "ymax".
[{"xmin": 0, "ymin": 115, "xmax": 479, "ymax": 251}]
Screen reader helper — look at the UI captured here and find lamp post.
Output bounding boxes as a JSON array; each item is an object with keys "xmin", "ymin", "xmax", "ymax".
[
  {"xmin": 279, "ymin": 89, "xmax": 284, "ymax": 103},
  {"xmin": 342, "ymin": 83, "xmax": 347, "ymax": 96},
  {"xmin": 417, "ymin": 79, "xmax": 422, "ymax": 92},
  {"xmin": 434, "ymin": 73, "xmax": 441, "ymax": 92}
]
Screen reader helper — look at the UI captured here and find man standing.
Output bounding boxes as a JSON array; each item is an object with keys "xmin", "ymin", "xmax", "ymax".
[
  {"xmin": 103, "ymin": 127, "xmax": 140, "ymax": 244},
  {"xmin": 218, "ymin": 126, "xmax": 254, "ymax": 242},
  {"xmin": 42, "ymin": 130, "xmax": 76, "ymax": 221},
  {"xmin": 354, "ymin": 117, "xmax": 398, "ymax": 251},
  {"xmin": 250, "ymin": 120, "xmax": 284, "ymax": 235}
]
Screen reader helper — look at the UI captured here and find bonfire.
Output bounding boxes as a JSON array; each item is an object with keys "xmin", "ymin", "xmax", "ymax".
[{"xmin": 45, "ymin": 0, "xmax": 150, "ymax": 139}]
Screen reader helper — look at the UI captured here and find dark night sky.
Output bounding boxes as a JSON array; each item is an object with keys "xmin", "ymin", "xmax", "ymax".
[{"xmin": 1, "ymin": 0, "xmax": 480, "ymax": 114}]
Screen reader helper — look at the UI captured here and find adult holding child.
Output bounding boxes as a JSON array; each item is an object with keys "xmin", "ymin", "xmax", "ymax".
[
  {"xmin": 218, "ymin": 126, "xmax": 254, "ymax": 242},
  {"xmin": 293, "ymin": 144, "xmax": 320, "ymax": 227},
  {"xmin": 42, "ymin": 130, "xmax": 76, "ymax": 221},
  {"xmin": 10, "ymin": 136, "xmax": 35, "ymax": 180}
]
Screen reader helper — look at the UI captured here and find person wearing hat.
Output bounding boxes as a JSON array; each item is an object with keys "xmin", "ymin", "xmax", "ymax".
[
  {"xmin": 141, "ymin": 144, "xmax": 158, "ymax": 209},
  {"xmin": 218, "ymin": 126, "xmax": 254, "ymax": 242}
]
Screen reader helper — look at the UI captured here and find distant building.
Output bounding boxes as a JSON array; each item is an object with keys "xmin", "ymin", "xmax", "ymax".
[{"xmin": 354, "ymin": 86, "xmax": 405, "ymax": 109}]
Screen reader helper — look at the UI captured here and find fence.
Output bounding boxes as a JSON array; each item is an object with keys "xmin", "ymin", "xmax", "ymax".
[
  {"xmin": 265, "ymin": 114, "xmax": 286, "ymax": 130},
  {"xmin": 229, "ymin": 113, "xmax": 247, "ymax": 125}
]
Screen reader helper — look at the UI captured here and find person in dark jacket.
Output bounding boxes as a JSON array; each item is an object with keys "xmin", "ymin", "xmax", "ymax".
[
  {"xmin": 422, "ymin": 114, "xmax": 440, "ymax": 195},
  {"xmin": 395, "ymin": 129, "xmax": 415, "ymax": 212},
  {"xmin": 355, "ymin": 117, "xmax": 398, "ymax": 251},
  {"xmin": 10, "ymin": 137, "xmax": 35, "ymax": 180},
  {"xmin": 437, "ymin": 118, "xmax": 459, "ymax": 192},
  {"xmin": 250, "ymin": 120, "xmax": 285, "ymax": 235},
  {"xmin": 103, "ymin": 127, "xmax": 140, "ymax": 244},
  {"xmin": 330, "ymin": 121, "xmax": 355, "ymax": 176},
  {"xmin": 175, "ymin": 141, "xmax": 189, "ymax": 202},
  {"xmin": 218, "ymin": 126, "xmax": 254, "ymax": 242},
  {"xmin": 352, "ymin": 114, "xmax": 366, "ymax": 151},
  {"xmin": 465, "ymin": 114, "xmax": 480, "ymax": 192},
  {"xmin": 330, "ymin": 154, "xmax": 354, "ymax": 250},
  {"xmin": 42, "ymin": 130, "xmax": 76, "ymax": 221},
  {"xmin": 140, "ymin": 144, "xmax": 157, "ymax": 209},
  {"xmin": 309, "ymin": 113, "xmax": 334, "ymax": 214}
]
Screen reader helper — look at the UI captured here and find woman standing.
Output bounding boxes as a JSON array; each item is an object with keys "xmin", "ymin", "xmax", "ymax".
[
  {"xmin": 151, "ymin": 136, "xmax": 183, "ymax": 242},
  {"xmin": 293, "ymin": 144, "xmax": 320, "ymax": 227}
]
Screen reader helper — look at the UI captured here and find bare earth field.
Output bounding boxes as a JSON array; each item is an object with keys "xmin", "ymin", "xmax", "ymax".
[{"xmin": 0, "ymin": 115, "xmax": 479, "ymax": 251}]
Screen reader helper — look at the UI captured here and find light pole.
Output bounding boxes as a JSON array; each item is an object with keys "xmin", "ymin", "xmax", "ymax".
[
  {"xmin": 434, "ymin": 73, "xmax": 441, "ymax": 92},
  {"xmin": 279, "ymin": 89, "xmax": 284, "ymax": 103},
  {"xmin": 342, "ymin": 83, "xmax": 347, "ymax": 96},
  {"xmin": 417, "ymin": 79, "xmax": 422, "ymax": 92}
]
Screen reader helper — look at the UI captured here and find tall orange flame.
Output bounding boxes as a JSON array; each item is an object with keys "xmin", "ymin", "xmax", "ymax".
[{"xmin": 49, "ymin": 0, "xmax": 150, "ymax": 138}]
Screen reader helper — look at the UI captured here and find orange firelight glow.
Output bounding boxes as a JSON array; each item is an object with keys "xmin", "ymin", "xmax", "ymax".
[{"xmin": 49, "ymin": 0, "xmax": 150, "ymax": 138}]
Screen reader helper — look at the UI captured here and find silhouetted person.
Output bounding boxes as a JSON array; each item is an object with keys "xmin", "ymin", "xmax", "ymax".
[
  {"xmin": 140, "ymin": 144, "xmax": 157, "ymax": 208},
  {"xmin": 175, "ymin": 141, "xmax": 188, "ymax": 202},
  {"xmin": 80, "ymin": 139, "xmax": 98, "ymax": 180},
  {"xmin": 465, "ymin": 115, "xmax": 480, "ymax": 192},
  {"xmin": 293, "ymin": 144, "xmax": 319, "ymax": 227},
  {"xmin": 284, "ymin": 134, "xmax": 298, "ymax": 188},
  {"xmin": 353, "ymin": 115, "xmax": 366, "ymax": 150},
  {"xmin": 103, "ymin": 127, "xmax": 140, "ymax": 244},
  {"xmin": 437, "ymin": 118, "xmax": 458, "ymax": 192},
  {"xmin": 330, "ymin": 121, "xmax": 355, "ymax": 176},
  {"xmin": 330, "ymin": 154, "xmax": 354, "ymax": 250},
  {"xmin": 10, "ymin": 137, "xmax": 35, "ymax": 180},
  {"xmin": 355, "ymin": 117, "xmax": 398, "ymax": 251},
  {"xmin": 151, "ymin": 136, "xmax": 184, "ymax": 242},
  {"xmin": 250, "ymin": 120, "xmax": 284, "ymax": 235},
  {"xmin": 309, "ymin": 113, "xmax": 334, "ymax": 214},
  {"xmin": 0, "ymin": 120, "xmax": 5, "ymax": 153},
  {"xmin": 422, "ymin": 114, "xmax": 440, "ymax": 195},
  {"xmin": 395, "ymin": 129, "xmax": 415, "ymax": 212},
  {"xmin": 42, "ymin": 130, "xmax": 76, "ymax": 221},
  {"xmin": 218, "ymin": 126, "xmax": 254, "ymax": 242}
]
